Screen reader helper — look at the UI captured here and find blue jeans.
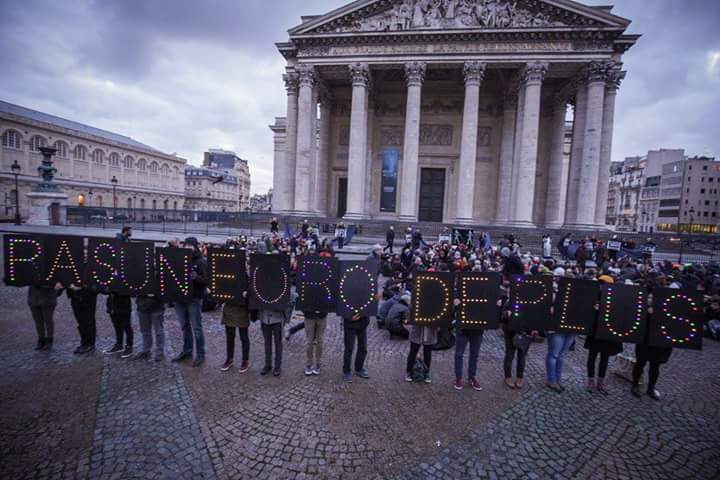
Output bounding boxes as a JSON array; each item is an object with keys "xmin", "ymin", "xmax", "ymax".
[
  {"xmin": 174, "ymin": 299, "xmax": 204, "ymax": 358},
  {"xmin": 546, "ymin": 333, "xmax": 576, "ymax": 384},
  {"xmin": 454, "ymin": 330, "xmax": 483, "ymax": 380}
]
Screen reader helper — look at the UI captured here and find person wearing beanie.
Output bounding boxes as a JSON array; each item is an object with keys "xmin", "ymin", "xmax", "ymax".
[
  {"xmin": 171, "ymin": 237, "xmax": 208, "ymax": 367},
  {"xmin": 584, "ymin": 275, "xmax": 622, "ymax": 394}
]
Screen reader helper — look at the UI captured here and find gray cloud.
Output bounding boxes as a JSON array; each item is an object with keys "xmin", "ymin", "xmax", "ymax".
[{"xmin": 1, "ymin": 0, "xmax": 719, "ymax": 194}]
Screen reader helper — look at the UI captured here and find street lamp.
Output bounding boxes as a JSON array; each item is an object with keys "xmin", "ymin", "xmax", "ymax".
[
  {"xmin": 10, "ymin": 160, "xmax": 21, "ymax": 225},
  {"xmin": 111, "ymin": 175, "xmax": 118, "ymax": 218}
]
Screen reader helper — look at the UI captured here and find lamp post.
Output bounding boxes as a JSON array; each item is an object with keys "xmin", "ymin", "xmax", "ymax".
[
  {"xmin": 10, "ymin": 160, "xmax": 21, "ymax": 225},
  {"xmin": 111, "ymin": 175, "xmax": 118, "ymax": 219}
]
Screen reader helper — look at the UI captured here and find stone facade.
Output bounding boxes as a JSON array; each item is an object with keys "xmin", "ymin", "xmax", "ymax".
[
  {"xmin": 0, "ymin": 101, "xmax": 186, "ymax": 220},
  {"xmin": 203, "ymin": 149, "xmax": 252, "ymax": 210},
  {"xmin": 271, "ymin": 0, "xmax": 637, "ymax": 226},
  {"xmin": 184, "ymin": 166, "xmax": 241, "ymax": 212}
]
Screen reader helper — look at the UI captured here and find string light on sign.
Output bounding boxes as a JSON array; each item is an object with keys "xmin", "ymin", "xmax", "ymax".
[
  {"xmin": 338, "ymin": 264, "xmax": 374, "ymax": 316},
  {"xmin": 459, "ymin": 274, "xmax": 490, "ymax": 327},
  {"xmin": 251, "ymin": 264, "xmax": 288, "ymax": 305},
  {"xmin": 90, "ymin": 242, "xmax": 118, "ymax": 289},
  {"xmin": 7, "ymin": 237, "xmax": 42, "ymax": 283},
  {"xmin": 210, "ymin": 251, "xmax": 238, "ymax": 300},
  {"xmin": 603, "ymin": 286, "xmax": 644, "ymax": 338},
  {"xmin": 158, "ymin": 252, "xmax": 190, "ymax": 298},
  {"xmin": 512, "ymin": 277, "xmax": 548, "ymax": 318},
  {"xmin": 557, "ymin": 282, "xmax": 585, "ymax": 333},
  {"xmin": 45, "ymin": 240, "xmax": 82, "ymax": 285},
  {"xmin": 119, "ymin": 245, "xmax": 153, "ymax": 293},
  {"xmin": 413, "ymin": 273, "xmax": 451, "ymax": 325},
  {"xmin": 299, "ymin": 259, "xmax": 334, "ymax": 304},
  {"xmin": 660, "ymin": 293, "xmax": 700, "ymax": 345}
]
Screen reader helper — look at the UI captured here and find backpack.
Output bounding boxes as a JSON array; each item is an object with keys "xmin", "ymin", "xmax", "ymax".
[{"xmin": 411, "ymin": 358, "xmax": 428, "ymax": 382}]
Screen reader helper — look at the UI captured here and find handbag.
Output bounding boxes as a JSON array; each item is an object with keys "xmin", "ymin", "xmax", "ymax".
[
  {"xmin": 513, "ymin": 333, "xmax": 532, "ymax": 352},
  {"xmin": 411, "ymin": 358, "xmax": 428, "ymax": 383}
]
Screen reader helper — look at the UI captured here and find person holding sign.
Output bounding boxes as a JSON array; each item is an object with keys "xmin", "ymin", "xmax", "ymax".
[
  {"xmin": 342, "ymin": 313, "xmax": 370, "ymax": 383},
  {"xmin": 27, "ymin": 283, "xmax": 63, "ymax": 351},
  {"xmin": 584, "ymin": 275, "xmax": 623, "ymax": 394},
  {"xmin": 221, "ymin": 293, "xmax": 251, "ymax": 373},
  {"xmin": 67, "ymin": 283, "xmax": 99, "ymax": 355}
]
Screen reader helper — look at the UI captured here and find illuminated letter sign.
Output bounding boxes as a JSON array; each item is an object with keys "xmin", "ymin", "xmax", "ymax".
[
  {"xmin": 337, "ymin": 260, "xmax": 378, "ymax": 318},
  {"xmin": 410, "ymin": 272, "xmax": 453, "ymax": 326},
  {"xmin": 207, "ymin": 248, "xmax": 247, "ymax": 303},
  {"xmin": 648, "ymin": 288, "xmax": 703, "ymax": 350},
  {"xmin": 455, "ymin": 271, "xmax": 501, "ymax": 330},
  {"xmin": 595, "ymin": 284, "xmax": 647, "ymax": 344},
  {"xmin": 549, "ymin": 278, "xmax": 599, "ymax": 334},
  {"xmin": 249, "ymin": 254, "xmax": 291, "ymax": 311},
  {"xmin": 43, "ymin": 235, "xmax": 84, "ymax": 287},
  {"xmin": 296, "ymin": 256, "xmax": 339, "ymax": 312},
  {"xmin": 4, "ymin": 234, "xmax": 44, "ymax": 286},
  {"xmin": 508, "ymin": 275, "xmax": 553, "ymax": 331},
  {"xmin": 156, "ymin": 247, "xmax": 192, "ymax": 302},
  {"xmin": 116, "ymin": 242, "xmax": 156, "ymax": 296}
]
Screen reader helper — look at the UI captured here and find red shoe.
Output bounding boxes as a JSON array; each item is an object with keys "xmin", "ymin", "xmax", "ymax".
[
  {"xmin": 220, "ymin": 359, "xmax": 233, "ymax": 372},
  {"xmin": 238, "ymin": 360, "xmax": 250, "ymax": 374},
  {"xmin": 453, "ymin": 379, "xmax": 463, "ymax": 390},
  {"xmin": 469, "ymin": 377, "xmax": 483, "ymax": 391}
]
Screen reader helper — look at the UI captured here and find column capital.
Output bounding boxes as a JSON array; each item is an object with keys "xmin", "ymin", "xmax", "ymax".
[
  {"xmin": 605, "ymin": 69, "xmax": 626, "ymax": 93},
  {"xmin": 283, "ymin": 72, "xmax": 299, "ymax": 95},
  {"xmin": 296, "ymin": 64, "xmax": 316, "ymax": 88},
  {"xmin": 463, "ymin": 61, "xmax": 486, "ymax": 86},
  {"xmin": 521, "ymin": 61, "xmax": 548, "ymax": 85},
  {"xmin": 348, "ymin": 63, "xmax": 371, "ymax": 87},
  {"xmin": 404, "ymin": 62, "xmax": 426, "ymax": 86}
]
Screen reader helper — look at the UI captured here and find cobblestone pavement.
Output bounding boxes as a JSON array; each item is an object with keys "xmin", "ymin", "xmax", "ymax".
[{"xmin": 1, "ymin": 281, "xmax": 719, "ymax": 479}]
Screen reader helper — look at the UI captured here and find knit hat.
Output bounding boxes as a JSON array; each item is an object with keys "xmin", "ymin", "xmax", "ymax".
[{"xmin": 183, "ymin": 237, "xmax": 199, "ymax": 249}]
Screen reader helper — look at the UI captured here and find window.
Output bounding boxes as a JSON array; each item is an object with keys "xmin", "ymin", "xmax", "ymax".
[
  {"xmin": 92, "ymin": 149, "xmax": 104, "ymax": 164},
  {"xmin": 705, "ymin": 200, "xmax": 710, "ymax": 206},
  {"xmin": 137, "ymin": 158, "xmax": 147, "ymax": 170},
  {"xmin": 2, "ymin": 129, "xmax": 22, "ymax": 149},
  {"xmin": 74, "ymin": 145, "xmax": 87, "ymax": 160},
  {"xmin": 703, "ymin": 165, "xmax": 708, "ymax": 171},
  {"xmin": 124, "ymin": 155, "xmax": 134, "ymax": 169},
  {"xmin": 701, "ymin": 189, "xmax": 706, "ymax": 194},
  {"xmin": 53, "ymin": 141, "xmax": 68, "ymax": 158},
  {"xmin": 149, "ymin": 161, "xmax": 158, "ymax": 173},
  {"xmin": 152, "ymin": 199, "xmax": 157, "ymax": 209},
  {"xmin": 29, "ymin": 135, "xmax": 46, "ymax": 152},
  {"xmin": 108, "ymin": 153, "xmax": 120, "ymax": 167}
]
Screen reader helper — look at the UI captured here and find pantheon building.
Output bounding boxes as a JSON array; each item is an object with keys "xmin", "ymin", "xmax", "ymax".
[{"xmin": 270, "ymin": 0, "xmax": 638, "ymax": 227}]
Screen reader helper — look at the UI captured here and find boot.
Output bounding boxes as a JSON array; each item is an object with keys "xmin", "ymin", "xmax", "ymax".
[
  {"xmin": 586, "ymin": 377, "xmax": 595, "ymax": 392},
  {"xmin": 34, "ymin": 337, "xmax": 45, "ymax": 351}
]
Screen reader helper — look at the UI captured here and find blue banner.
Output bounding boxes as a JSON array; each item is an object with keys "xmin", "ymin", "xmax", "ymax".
[{"xmin": 380, "ymin": 149, "xmax": 399, "ymax": 212}]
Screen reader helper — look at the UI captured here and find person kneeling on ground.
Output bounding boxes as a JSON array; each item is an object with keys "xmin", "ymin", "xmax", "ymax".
[{"xmin": 385, "ymin": 294, "xmax": 411, "ymax": 339}]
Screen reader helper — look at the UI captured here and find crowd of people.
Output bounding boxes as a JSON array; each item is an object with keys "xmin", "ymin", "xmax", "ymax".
[{"xmin": 22, "ymin": 223, "xmax": 720, "ymax": 400}]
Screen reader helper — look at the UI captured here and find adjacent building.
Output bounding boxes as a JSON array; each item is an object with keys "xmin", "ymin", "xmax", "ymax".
[
  {"xmin": 271, "ymin": 0, "xmax": 638, "ymax": 227},
  {"xmin": 0, "ymin": 100, "xmax": 186, "ymax": 220},
  {"xmin": 184, "ymin": 166, "xmax": 240, "ymax": 212},
  {"xmin": 606, "ymin": 149, "xmax": 719, "ymax": 234},
  {"xmin": 248, "ymin": 189, "xmax": 273, "ymax": 212},
  {"xmin": 203, "ymin": 149, "xmax": 251, "ymax": 210}
]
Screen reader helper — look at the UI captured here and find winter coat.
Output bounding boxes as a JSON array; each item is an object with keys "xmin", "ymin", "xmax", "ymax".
[
  {"xmin": 222, "ymin": 300, "xmax": 250, "ymax": 328},
  {"xmin": 409, "ymin": 325, "xmax": 438, "ymax": 346},
  {"xmin": 106, "ymin": 293, "xmax": 132, "ymax": 316},
  {"xmin": 385, "ymin": 300, "xmax": 409, "ymax": 332},
  {"xmin": 27, "ymin": 285, "xmax": 59, "ymax": 308}
]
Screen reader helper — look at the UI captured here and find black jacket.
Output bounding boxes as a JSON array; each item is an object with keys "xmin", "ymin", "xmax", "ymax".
[{"xmin": 106, "ymin": 293, "xmax": 132, "ymax": 316}]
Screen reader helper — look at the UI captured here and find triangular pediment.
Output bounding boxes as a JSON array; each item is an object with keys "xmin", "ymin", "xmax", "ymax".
[{"xmin": 290, "ymin": 0, "xmax": 631, "ymax": 36}]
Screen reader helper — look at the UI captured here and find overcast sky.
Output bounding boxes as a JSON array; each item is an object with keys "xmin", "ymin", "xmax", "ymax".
[{"xmin": 1, "ymin": 0, "xmax": 719, "ymax": 194}]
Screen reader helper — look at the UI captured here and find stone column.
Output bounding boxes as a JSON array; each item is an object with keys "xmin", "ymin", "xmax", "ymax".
[
  {"xmin": 594, "ymin": 68, "xmax": 624, "ymax": 226},
  {"xmin": 343, "ymin": 63, "xmax": 370, "ymax": 220},
  {"xmin": 309, "ymin": 83, "xmax": 319, "ymax": 212},
  {"xmin": 293, "ymin": 65, "xmax": 316, "ymax": 215},
  {"xmin": 398, "ymin": 62, "xmax": 425, "ymax": 222},
  {"xmin": 573, "ymin": 61, "xmax": 608, "ymax": 227},
  {"xmin": 455, "ymin": 61, "xmax": 486, "ymax": 224},
  {"xmin": 544, "ymin": 99, "xmax": 568, "ymax": 227},
  {"xmin": 274, "ymin": 71, "xmax": 298, "ymax": 213},
  {"xmin": 563, "ymin": 78, "xmax": 588, "ymax": 226},
  {"xmin": 509, "ymin": 84, "xmax": 525, "ymax": 219},
  {"xmin": 511, "ymin": 61, "xmax": 548, "ymax": 226},
  {"xmin": 495, "ymin": 92, "xmax": 517, "ymax": 224},
  {"xmin": 315, "ymin": 90, "xmax": 331, "ymax": 215}
]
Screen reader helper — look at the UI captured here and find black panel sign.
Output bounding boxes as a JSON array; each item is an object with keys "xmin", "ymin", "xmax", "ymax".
[
  {"xmin": 648, "ymin": 288, "xmax": 703, "ymax": 350},
  {"xmin": 249, "ymin": 254, "xmax": 291, "ymax": 311},
  {"xmin": 3, "ymin": 234, "xmax": 44, "ymax": 287},
  {"xmin": 337, "ymin": 260, "xmax": 379, "ymax": 318},
  {"xmin": 296, "ymin": 255, "xmax": 339, "ymax": 313},
  {"xmin": 43, "ymin": 235, "xmax": 84, "ymax": 287},
  {"xmin": 156, "ymin": 247, "xmax": 192, "ymax": 303},
  {"xmin": 115, "ymin": 242, "xmax": 156, "ymax": 296},
  {"xmin": 410, "ymin": 271, "xmax": 454, "ymax": 327},
  {"xmin": 455, "ymin": 271, "xmax": 501, "ymax": 330},
  {"xmin": 595, "ymin": 284, "xmax": 647, "ymax": 344},
  {"xmin": 207, "ymin": 247, "xmax": 247, "ymax": 303},
  {"xmin": 508, "ymin": 275, "xmax": 554, "ymax": 331},
  {"xmin": 549, "ymin": 278, "xmax": 599, "ymax": 334}
]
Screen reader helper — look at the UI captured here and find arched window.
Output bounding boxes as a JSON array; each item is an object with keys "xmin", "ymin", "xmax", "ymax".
[
  {"xmin": 29, "ymin": 135, "xmax": 46, "ymax": 152},
  {"xmin": 127, "ymin": 198, "xmax": 132, "ymax": 209},
  {"xmin": 173, "ymin": 201, "xmax": 178, "ymax": 210},
  {"xmin": 140, "ymin": 198, "xmax": 145, "ymax": 209},
  {"xmin": 149, "ymin": 161, "xmax": 158, "ymax": 173},
  {"xmin": 53, "ymin": 141, "xmax": 68, "ymax": 158},
  {"xmin": 108, "ymin": 152, "xmax": 120, "ymax": 167},
  {"xmin": 163, "ymin": 199, "xmax": 169, "ymax": 210},
  {"xmin": 74, "ymin": 145, "xmax": 87, "ymax": 160},
  {"xmin": 161, "ymin": 163, "xmax": 170, "ymax": 174},
  {"xmin": 92, "ymin": 149, "xmax": 104, "ymax": 164},
  {"xmin": 123, "ymin": 155, "xmax": 134, "ymax": 169},
  {"xmin": 137, "ymin": 158, "xmax": 147, "ymax": 170},
  {"xmin": 2, "ymin": 129, "xmax": 22, "ymax": 149},
  {"xmin": 152, "ymin": 199, "xmax": 157, "ymax": 210}
]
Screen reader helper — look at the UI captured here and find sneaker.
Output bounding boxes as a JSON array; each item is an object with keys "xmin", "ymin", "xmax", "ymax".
[
  {"xmin": 120, "ymin": 347, "xmax": 134, "ymax": 359},
  {"xmin": 405, "ymin": 373, "xmax": 413, "ymax": 382},
  {"xmin": 343, "ymin": 372, "xmax": 353, "ymax": 383},
  {"xmin": 647, "ymin": 388, "xmax": 661, "ymax": 401},
  {"xmin": 104, "ymin": 344, "xmax": 123, "ymax": 355},
  {"xmin": 311, "ymin": 365, "xmax": 320, "ymax": 376},
  {"xmin": 171, "ymin": 352, "xmax": 191, "ymax": 362},
  {"xmin": 356, "ymin": 368, "xmax": 370, "ymax": 379},
  {"xmin": 260, "ymin": 365, "xmax": 272, "ymax": 376},
  {"xmin": 453, "ymin": 379, "xmax": 463, "ymax": 390},
  {"xmin": 273, "ymin": 368, "xmax": 281, "ymax": 377},
  {"xmin": 79, "ymin": 346, "xmax": 95, "ymax": 355},
  {"xmin": 424, "ymin": 374, "xmax": 432, "ymax": 384},
  {"xmin": 586, "ymin": 378, "xmax": 596, "ymax": 392},
  {"xmin": 504, "ymin": 378, "xmax": 516, "ymax": 389},
  {"xmin": 597, "ymin": 379, "xmax": 609, "ymax": 395},
  {"xmin": 514, "ymin": 378, "xmax": 525, "ymax": 389},
  {"xmin": 133, "ymin": 351, "xmax": 150, "ymax": 361},
  {"xmin": 220, "ymin": 359, "xmax": 233, "ymax": 372},
  {"xmin": 304, "ymin": 365, "xmax": 313, "ymax": 376},
  {"xmin": 73, "ymin": 345, "xmax": 84, "ymax": 355},
  {"xmin": 238, "ymin": 360, "xmax": 250, "ymax": 373},
  {"xmin": 469, "ymin": 377, "xmax": 482, "ymax": 391},
  {"xmin": 192, "ymin": 357, "xmax": 205, "ymax": 368}
]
